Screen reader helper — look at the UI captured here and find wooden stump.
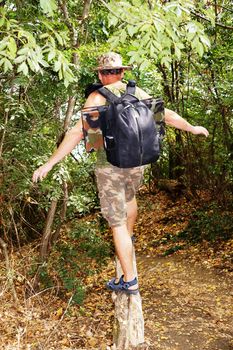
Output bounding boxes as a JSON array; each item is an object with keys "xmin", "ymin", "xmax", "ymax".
[{"xmin": 112, "ymin": 246, "xmax": 144, "ymax": 350}]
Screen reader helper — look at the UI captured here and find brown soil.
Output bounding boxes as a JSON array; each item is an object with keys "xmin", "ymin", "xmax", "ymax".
[{"xmin": 0, "ymin": 192, "xmax": 232, "ymax": 349}]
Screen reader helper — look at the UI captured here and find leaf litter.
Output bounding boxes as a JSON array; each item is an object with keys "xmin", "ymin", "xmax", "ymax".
[{"xmin": 0, "ymin": 191, "xmax": 232, "ymax": 349}]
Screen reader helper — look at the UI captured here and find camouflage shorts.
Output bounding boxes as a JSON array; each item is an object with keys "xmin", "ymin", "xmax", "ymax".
[{"xmin": 95, "ymin": 164, "xmax": 144, "ymax": 227}]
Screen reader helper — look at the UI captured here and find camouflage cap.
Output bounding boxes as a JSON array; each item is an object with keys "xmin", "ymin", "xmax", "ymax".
[{"xmin": 95, "ymin": 52, "xmax": 131, "ymax": 70}]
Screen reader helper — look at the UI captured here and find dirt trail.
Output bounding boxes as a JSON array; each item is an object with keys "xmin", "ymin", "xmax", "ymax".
[
  {"xmin": 137, "ymin": 254, "xmax": 233, "ymax": 350},
  {"xmin": 1, "ymin": 192, "xmax": 232, "ymax": 349},
  {"xmin": 1, "ymin": 249, "xmax": 232, "ymax": 350}
]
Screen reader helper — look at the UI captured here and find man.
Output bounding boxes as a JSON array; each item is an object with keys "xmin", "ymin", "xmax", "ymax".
[{"xmin": 32, "ymin": 52, "xmax": 209, "ymax": 295}]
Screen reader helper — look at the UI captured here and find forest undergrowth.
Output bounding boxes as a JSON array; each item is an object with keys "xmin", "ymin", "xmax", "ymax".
[{"xmin": 0, "ymin": 189, "xmax": 232, "ymax": 350}]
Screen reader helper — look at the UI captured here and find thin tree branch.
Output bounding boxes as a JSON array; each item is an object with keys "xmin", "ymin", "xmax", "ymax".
[
  {"xmin": 0, "ymin": 110, "xmax": 8, "ymax": 158},
  {"xmin": 209, "ymin": 2, "xmax": 233, "ymax": 14},
  {"xmin": 58, "ymin": 0, "xmax": 78, "ymax": 53},
  {"xmin": 82, "ymin": 0, "xmax": 92, "ymax": 21},
  {"xmin": 191, "ymin": 10, "xmax": 233, "ymax": 30},
  {"xmin": 0, "ymin": 238, "xmax": 18, "ymax": 302},
  {"xmin": 147, "ymin": 0, "xmax": 153, "ymax": 10},
  {"xmin": 8, "ymin": 205, "xmax": 21, "ymax": 249}
]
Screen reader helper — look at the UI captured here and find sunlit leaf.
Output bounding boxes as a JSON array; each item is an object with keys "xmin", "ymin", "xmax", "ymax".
[
  {"xmin": 3, "ymin": 57, "xmax": 13, "ymax": 73},
  {"xmin": 17, "ymin": 61, "xmax": 29, "ymax": 75},
  {"xmin": 14, "ymin": 55, "xmax": 26, "ymax": 64},
  {"xmin": 8, "ymin": 37, "xmax": 17, "ymax": 57},
  {"xmin": 0, "ymin": 17, "xmax": 5, "ymax": 27},
  {"xmin": 40, "ymin": 0, "xmax": 58, "ymax": 17}
]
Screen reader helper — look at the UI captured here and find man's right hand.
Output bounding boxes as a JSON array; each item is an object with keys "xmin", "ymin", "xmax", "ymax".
[{"xmin": 32, "ymin": 162, "xmax": 53, "ymax": 183}]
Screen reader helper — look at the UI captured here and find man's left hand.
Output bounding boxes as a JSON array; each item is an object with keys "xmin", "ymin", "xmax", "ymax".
[{"xmin": 191, "ymin": 126, "xmax": 209, "ymax": 137}]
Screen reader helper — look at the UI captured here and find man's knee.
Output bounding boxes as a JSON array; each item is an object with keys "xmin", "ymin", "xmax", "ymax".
[{"xmin": 126, "ymin": 196, "xmax": 138, "ymax": 219}]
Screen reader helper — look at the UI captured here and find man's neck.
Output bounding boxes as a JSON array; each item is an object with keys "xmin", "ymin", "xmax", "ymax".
[{"xmin": 105, "ymin": 80, "xmax": 125, "ymax": 87}]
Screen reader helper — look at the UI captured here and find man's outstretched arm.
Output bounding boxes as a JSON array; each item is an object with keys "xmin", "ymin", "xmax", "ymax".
[
  {"xmin": 32, "ymin": 92, "xmax": 104, "ymax": 183},
  {"xmin": 32, "ymin": 120, "xmax": 83, "ymax": 183},
  {"xmin": 164, "ymin": 108, "xmax": 209, "ymax": 137}
]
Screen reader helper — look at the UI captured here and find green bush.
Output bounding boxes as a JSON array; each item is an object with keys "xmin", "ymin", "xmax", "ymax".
[
  {"xmin": 177, "ymin": 206, "xmax": 233, "ymax": 243},
  {"xmin": 37, "ymin": 220, "xmax": 111, "ymax": 305}
]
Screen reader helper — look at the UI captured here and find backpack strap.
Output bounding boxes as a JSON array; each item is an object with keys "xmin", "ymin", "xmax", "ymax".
[{"xmin": 98, "ymin": 87, "xmax": 120, "ymax": 104}]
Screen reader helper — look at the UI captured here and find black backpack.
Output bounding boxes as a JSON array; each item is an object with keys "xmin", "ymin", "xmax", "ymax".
[{"xmin": 98, "ymin": 80, "xmax": 165, "ymax": 168}]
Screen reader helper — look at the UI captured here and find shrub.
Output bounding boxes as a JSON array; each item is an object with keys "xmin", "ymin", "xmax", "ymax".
[{"xmin": 177, "ymin": 206, "xmax": 233, "ymax": 243}]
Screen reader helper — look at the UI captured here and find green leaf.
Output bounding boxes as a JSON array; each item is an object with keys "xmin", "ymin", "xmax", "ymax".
[
  {"xmin": 153, "ymin": 19, "xmax": 165, "ymax": 33},
  {"xmin": 54, "ymin": 32, "xmax": 64, "ymax": 46},
  {"xmin": 119, "ymin": 29, "xmax": 127, "ymax": 43},
  {"xmin": 203, "ymin": 8, "xmax": 215, "ymax": 26},
  {"xmin": 150, "ymin": 44, "xmax": 156, "ymax": 57},
  {"xmin": 17, "ymin": 47, "xmax": 29, "ymax": 55},
  {"xmin": 39, "ymin": 33, "xmax": 50, "ymax": 39},
  {"xmin": 128, "ymin": 51, "xmax": 141, "ymax": 64},
  {"xmin": 27, "ymin": 57, "xmax": 41, "ymax": 72},
  {"xmin": 139, "ymin": 23, "xmax": 152, "ymax": 32},
  {"xmin": 27, "ymin": 57, "xmax": 37, "ymax": 72},
  {"xmin": 109, "ymin": 35, "xmax": 120, "ymax": 49},
  {"xmin": 49, "ymin": 36, "xmax": 56, "ymax": 48},
  {"xmin": 132, "ymin": 0, "xmax": 142, "ymax": 6},
  {"xmin": 14, "ymin": 55, "xmax": 26, "ymax": 64},
  {"xmin": 191, "ymin": 36, "xmax": 204, "ymax": 57},
  {"xmin": 40, "ymin": 0, "xmax": 57, "ymax": 17},
  {"xmin": 58, "ymin": 68, "xmax": 63, "ymax": 80},
  {"xmin": 200, "ymin": 35, "xmax": 210, "ymax": 48},
  {"xmin": 174, "ymin": 45, "xmax": 181, "ymax": 60},
  {"xmin": 141, "ymin": 32, "xmax": 151, "ymax": 47},
  {"xmin": 0, "ymin": 51, "xmax": 8, "ymax": 57},
  {"xmin": 17, "ymin": 61, "xmax": 29, "ymax": 75},
  {"xmin": 186, "ymin": 22, "xmax": 197, "ymax": 34},
  {"xmin": 8, "ymin": 37, "xmax": 17, "ymax": 57},
  {"xmin": 3, "ymin": 58, "xmax": 13, "ymax": 73},
  {"xmin": 195, "ymin": 40, "xmax": 204, "ymax": 56},
  {"xmin": 63, "ymin": 70, "xmax": 74, "ymax": 87},
  {"xmin": 18, "ymin": 30, "xmax": 36, "ymax": 45},
  {"xmin": 39, "ymin": 59, "xmax": 49, "ymax": 68},
  {"xmin": 127, "ymin": 25, "xmax": 138, "ymax": 37},
  {"xmin": 48, "ymin": 49, "xmax": 56, "ymax": 61},
  {"xmin": 108, "ymin": 14, "xmax": 119, "ymax": 27},
  {"xmin": 160, "ymin": 55, "xmax": 171, "ymax": 69},
  {"xmin": 54, "ymin": 60, "xmax": 61, "ymax": 72},
  {"xmin": 0, "ymin": 40, "xmax": 7, "ymax": 51},
  {"xmin": 139, "ymin": 60, "xmax": 150, "ymax": 71},
  {"xmin": 0, "ymin": 17, "xmax": 5, "ymax": 27}
]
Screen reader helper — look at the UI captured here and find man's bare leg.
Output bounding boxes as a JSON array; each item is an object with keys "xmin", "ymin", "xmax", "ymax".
[
  {"xmin": 112, "ymin": 224, "xmax": 138, "ymax": 290},
  {"xmin": 126, "ymin": 196, "xmax": 138, "ymax": 237}
]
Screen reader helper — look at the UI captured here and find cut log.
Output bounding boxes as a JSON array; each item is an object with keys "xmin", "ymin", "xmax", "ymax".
[{"xmin": 112, "ymin": 246, "xmax": 145, "ymax": 350}]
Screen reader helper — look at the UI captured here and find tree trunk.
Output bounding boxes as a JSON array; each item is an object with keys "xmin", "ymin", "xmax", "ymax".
[
  {"xmin": 51, "ymin": 182, "xmax": 68, "ymax": 244},
  {"xmin": 31, "ymin": 199, "xmax": 58, "ymax": 292},
  {"xmin": 112, "ymin": 247, "xmax": 144, "ymax": 349},
  {"xmin": 40, "ymin": 199, "xmax": 58, "ymax": 260}
]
